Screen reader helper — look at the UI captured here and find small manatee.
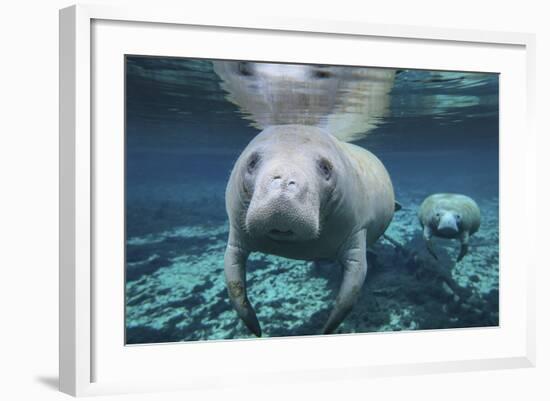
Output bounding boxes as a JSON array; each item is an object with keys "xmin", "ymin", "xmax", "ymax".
[{"xmin": 418, "ymin": 193, "xmax": 481, "ymax": 262}]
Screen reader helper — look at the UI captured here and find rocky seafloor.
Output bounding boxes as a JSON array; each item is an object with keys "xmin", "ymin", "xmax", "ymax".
[{"xmin": 125, "ymin": 182, "xmax": 499, "ymax": 344}]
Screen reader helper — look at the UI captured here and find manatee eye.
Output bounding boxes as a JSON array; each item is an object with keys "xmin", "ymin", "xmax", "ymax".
[
  {"xmin": 237, "ymin": 62, "xmax": 254, "ymax": 77},
  {"xmin": 247, "ymin": 152, "xmax": 260, "ymax": 173},
  {"xmin": 317, "ymin": 158, "xmax": 333, "ymax": 180},
  {"xmin": 455, "ymin": 214, "xmax": 461, "ymax": 221},
  {"xmin": 312, "ymin": 69, "xmax": 332, "ymax": 79},
  {"xmin": 435, "ymin": 212, "xmax": 441, "ymax": 218}
]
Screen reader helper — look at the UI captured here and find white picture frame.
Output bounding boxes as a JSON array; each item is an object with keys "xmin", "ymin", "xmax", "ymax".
[{"xmin": 59, "ymin": 3, "xmax": 536, "ymax": 397}]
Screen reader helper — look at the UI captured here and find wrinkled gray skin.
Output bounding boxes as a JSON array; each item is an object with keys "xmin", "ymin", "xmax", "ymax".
[
  {"xmin": 418, "ymin": 193, "xmax": 481, "ymax": 262},
  {"xmin": 224, "ymin": 125, "xmax": 395, "ymax": 336}
]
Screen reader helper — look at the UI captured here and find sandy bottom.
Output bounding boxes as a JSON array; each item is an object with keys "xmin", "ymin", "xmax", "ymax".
[{"xmin": 125, "ymin": 184, "xmax": 499, "ymax": 344}]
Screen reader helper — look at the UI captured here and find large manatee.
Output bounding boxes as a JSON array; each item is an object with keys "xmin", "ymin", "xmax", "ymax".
[
  {"xmin": 214, "ymin": 61, "xmax": 396, "ymax": 335},
  {"xmin": 224, "ymin": 125, "xmax": 395, "ymax": 336}
]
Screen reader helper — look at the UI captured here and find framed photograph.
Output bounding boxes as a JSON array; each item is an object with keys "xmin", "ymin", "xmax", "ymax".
[{"xmin": 59, "ymin": 4, "xmax": 536, "ymax": 396}]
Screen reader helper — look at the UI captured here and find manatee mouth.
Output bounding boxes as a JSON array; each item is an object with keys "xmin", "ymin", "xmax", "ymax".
[
  {"xmin": 267, "ymin": 229, "xmax": 295, "ymax": 241},
  {"xmin": 437, "ymin": 215, "xmax": 459, "ymax": 237},
  {"xmin": 437, "ymin": 226, "xmax": 459, "ymax": 237}
]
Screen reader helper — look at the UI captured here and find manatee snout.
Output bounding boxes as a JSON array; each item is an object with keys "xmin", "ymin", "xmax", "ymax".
[
  {"xmin": 245, "ymin": 166, "xmax": 320, "ymax": 240},
  {"xmin": 267, "ymin": 170, "xmax": 308, "ymax": 198},
  {"xmin": 436, "ymin": 211, "xmax": 460, "ymax": 237}
]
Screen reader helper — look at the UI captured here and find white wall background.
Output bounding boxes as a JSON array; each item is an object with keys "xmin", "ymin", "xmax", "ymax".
[{"xmin": 0, "ymin": 0, "xmax": 547, "ymax": 399}]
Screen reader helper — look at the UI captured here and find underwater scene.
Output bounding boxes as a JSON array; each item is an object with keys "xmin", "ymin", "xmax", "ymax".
[{"xmin": 125, "ymin": 56, "xmax": 499, "ymax": 344}]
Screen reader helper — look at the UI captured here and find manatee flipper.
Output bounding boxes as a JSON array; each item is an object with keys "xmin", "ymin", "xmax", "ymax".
[
  {"xmin": 457, "ymin": 232, "xmax": 470, "ymax": 262},
  {"xmin": 224, "ymin": 231, "xmax": 261, "ymax": 337},
  {"xmin": 423, "ymin": 225, "xmax": 438, "ymax": 260},
  {"xmin": 394, "ymin": 201, "xmax": 402, "ymax": 212},
  {"xmin": 323, "ymin": 229, "xmax": 368, "ymax": 334}
]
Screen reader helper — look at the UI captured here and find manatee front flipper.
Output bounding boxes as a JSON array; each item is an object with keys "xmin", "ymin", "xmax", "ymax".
[
  {"xmin": 457, "ymin": 232, "xmax": 470, "ymax": 262},
  {"xmin": 224, "ymin": 232, "xmax": 261, "ymax": 337},
  {"xmin": 323, "ymin": 229, "xmax": 368, "ymax": 334},
  {"xmin": 423, "ymin": 225, "xmax": 438, "ymax": 260}
]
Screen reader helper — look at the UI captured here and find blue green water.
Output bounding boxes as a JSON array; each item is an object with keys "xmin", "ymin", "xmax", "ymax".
[{"xmin": 125, "ymin": 56, "xmax": 499, "ymax": 344}]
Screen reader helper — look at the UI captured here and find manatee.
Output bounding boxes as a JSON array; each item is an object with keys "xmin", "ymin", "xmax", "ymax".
[
  {"xmin": 224, "ymin": 124, "xmax": 395, "ymax": 336},
  {"xmin": 418, "ymin": 193, "xmax": 481, "ymax": 262}
]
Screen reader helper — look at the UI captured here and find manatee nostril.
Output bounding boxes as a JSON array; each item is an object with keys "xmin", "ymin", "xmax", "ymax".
[
  {"xmin": 270, "ymin": 177, "xmax": 282, "ymax": 190},
  {"xmin": 270, "ymin": 175, "xmax": 300, "ymax": 191}
]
